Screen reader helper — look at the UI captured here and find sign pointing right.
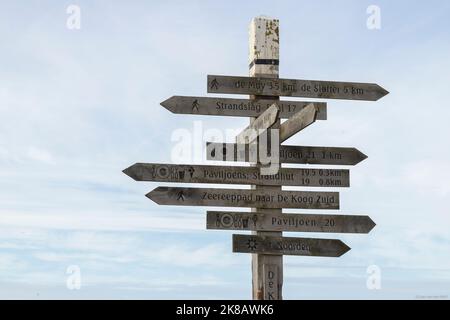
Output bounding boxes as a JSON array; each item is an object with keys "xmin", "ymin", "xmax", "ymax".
[
  {"xmin": 232, "ymin": 234, "xmax": 350, "ymax": 257},
  {"xmin": 279, "ymin": 103, "xmax": 317, "ymax": 142},
  {"xmin": 206, "ymin": 142, "xmax": 368, "ymax": 166},
  {"xmin": 236, "ymin": 104, "xmax": 279, "ymax": 144},
  {"xmin": 208, "ymin": 75, "xmax": 389, "ymax": 101},
  {"xmin": 207, "ymin": 211, "xmax": 375, "ymax": 233}
]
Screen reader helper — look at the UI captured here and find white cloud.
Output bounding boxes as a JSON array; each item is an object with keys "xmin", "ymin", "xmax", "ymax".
[
  {"xmin": 402, "ymin": 160, "xmax": 450, "ymax": 197},
  {"xmin": 0, "ymin": 211, "xmax": 203, "ymax": 232},
  {"xmin": 1, "ymin": 1, "xmax": 450, "ymax": 299},
  {"xmin": 0, "ymin": 253, "xmax": 27, "ymax": 272},
  {"xmin": 26, "ymin": 146, "xmax": 55, "ymax": 164},
  {"xmin": 148, "ymin": 242, "xmax": 239, "ymax": 268}
]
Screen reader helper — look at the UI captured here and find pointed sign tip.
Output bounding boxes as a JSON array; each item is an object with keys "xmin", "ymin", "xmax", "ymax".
[
  {"xmin": 368, "ymin": 217, "xmax": 377, "ymax": 232},
  {"xmin": 145, "ymin": 189, "xmax": 156, "ymax": 202},
  {"xmin": 376, "ymin": 86, "xmax": 389, "ymax": 100},
  {"xmin": 160, "ymin": 96, "xmax": 174, "ymax": 111},
  {"xmin": 354, "ymin": 149, "xmax": 368, "ymax": 164},
  {"xmin": 338, "ymin": 241, "xmax": 351, "ymax": 257},
  {"xmin": 146, "ymin": 187, "xmax": 167, "ymax": 204},
  {"xmin": 360, "ymin": 151, "xmax": 368, "ymax": 161},
  {"xmin": 122, "ymin": 166, "xmax": 133, "ymax": 178},
  {"xmin": 122, "ymin": 164, "xmax": 139, "ymax": 181}
]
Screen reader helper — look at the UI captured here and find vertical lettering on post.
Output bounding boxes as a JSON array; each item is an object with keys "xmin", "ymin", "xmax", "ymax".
[{"xmin": 263, "ymin": 264, "xmax": 279, "ymax": 300}]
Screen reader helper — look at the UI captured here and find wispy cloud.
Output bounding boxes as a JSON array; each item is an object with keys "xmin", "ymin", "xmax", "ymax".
[{"xmin": 1, "ymin": 0, "xmax": 450, "ymax": 299}]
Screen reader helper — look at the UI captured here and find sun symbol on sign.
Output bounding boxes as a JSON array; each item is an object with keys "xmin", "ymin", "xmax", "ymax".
[{"xmin": 246, "ymin": 238, "xmax": 257, "ymax": 251}]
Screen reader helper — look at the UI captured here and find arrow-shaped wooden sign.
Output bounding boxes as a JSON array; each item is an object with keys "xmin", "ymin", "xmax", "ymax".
[
  {"xmin": 207, "ymin": 75, "xmax": 389, "ymax": 101},
  {"xmin": 236, "ymin": 104, "xmax": 279, "ymax": 144},
  {"xmin": 232, "ymin": 234, "xmax": 350, "ymax": 257},
  {"xmin": 123, "ymin": 163, "xmax": 349, "ymax": 187},
  {"xmin": 147, "ymin": 187, "xmax": 339, "ymax": 209},
  {"xmin": 207, "ymin": 211, "xmax": 375, "ymax": 233},
  {"xmin": 280, "ymin": 103, "xmax": 317, "ymax": 142},
  {"xmin": 160, "ymin": 96, "xmax": 327, "ymax": 120},
  {"xmin": 206, "ymin": 142, "xmax": 367, "ymax": 166}
]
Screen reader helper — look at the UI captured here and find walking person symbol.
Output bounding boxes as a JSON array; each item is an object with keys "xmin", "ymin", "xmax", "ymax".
[
  {"xmin": 210, "ymin": 78, "xmax": 219, "ymax": 90},
  {"xmin": 177, "ymin": 191, "xmax": 185, "ymax": 201},
  {"xmin": 192, "ymin": 99, "xmax": 199, "ymax": 112}
]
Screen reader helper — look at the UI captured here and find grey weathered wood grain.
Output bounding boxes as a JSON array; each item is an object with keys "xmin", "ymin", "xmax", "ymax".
[
  {"xmin": 207, "ymin": 75, "xmax": 389, "ymax": 101},
  {"xmin": 123, "ymin": 163, "xmax": 349, "ymax": 187},
  {"xmin": 232, "ymin": 234, "xmax": 351, "ymax": 257},
  {"xmin": 207, "ymin": 211, "xmax": 375, "ymax": 233},
  {"xmin": 236, "ymin": 104, "xmax": 279, "ymax": 144},
  {"xmin": 263, "ymin": 264, "xmax": 279, "ymax": 300},
  {"xmin": 279, "ymin": 103, "xmax": 317, "ymax": 142},
  {"xmin": 248, "ymin": 16, "xmax": 283, "ymax": 301},
  {"xmin": 160, "ymin": 96, "xmax": 327, "ymax": 120},
  {"xmin": 146, "ymin": 187, "xmax": 339, "ymax": 209},
  {"xmin": 206, "ymin": 142, "xmax": 368, "ymax": 165}
]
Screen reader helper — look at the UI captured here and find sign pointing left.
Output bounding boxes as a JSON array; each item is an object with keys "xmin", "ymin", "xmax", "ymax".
[
  {"xmin": 147, "ymin": 187, "xmax": 339, "ymax": 209},
  {"xmin": 123, "ymin": 163, "xmax": 350, "ymax": 187},
  {"xmin": 160, "ymin": 96, "xmax": 327, "ymax": 119}
]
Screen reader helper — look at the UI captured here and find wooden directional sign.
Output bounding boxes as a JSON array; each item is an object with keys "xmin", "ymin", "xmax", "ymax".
[
  {"xmin": 123, "ymin": 163, "xmax": 350, "ymax": 187},
  {"xmin": 147, "ymin": 187, "xmax": 339, "ymax": 209},
  {"xmin": 208, "ymin": 75, "xmax": 389, "ymax": 101},
  {"xmin": 232, "ymin": 234, "xmax": 350, "ymax": 257},
  {"xmin": 206, "ymin": 142, "xmax": 367, "ymax": 166},
  {"xmin": 236, "ymin": 104, "xmax": 279, "ymax": 144},
  {"xmin": 160, "ymin": 96, "xmax": 327, "ymax": 120},
  {"xmin": 207, "ymin": 211, "xmax": 375, "ymax": 233},
  {"xmin": 280, "ymin": 103, "xmax": 316, "ymax": 142},
  {"xmin": 124, "ymin": 16, "xmax": 384, "ymax": 301}
]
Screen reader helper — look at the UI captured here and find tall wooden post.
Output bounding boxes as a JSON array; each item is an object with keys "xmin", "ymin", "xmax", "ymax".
[{"xmin": 249, "ymin": 16, "xmax": 282, "ymax": 300}]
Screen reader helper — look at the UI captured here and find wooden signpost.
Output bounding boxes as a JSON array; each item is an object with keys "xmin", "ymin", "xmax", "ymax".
[
  {"xmin": 147, "ymin": 187, "xmax": 339, "ymax": 209},
  {"xmin": 124, "ymin": 163, "xmax": 350, "ymax": 187},
  {"xmin": 206, "ymin": 142, "xmax": 368, "ymax": 165},
  {"xmin": 123, "ymin": 16, "xmax": 388, "ymax": 300},
  {"xmin": 161, "ymin": 96, "xmax": 327, "ymax": 120},
  {"xmin": 206, "ymin": 211, "xmax": 376, "ymax": 233},
  {"xmin": 207, "ymin": 75, "xmax": 389, "ymax": 101},
  {"xmin": 232, "ymin": 234, "xmax": 350, "ymax": 257},
  {"xmin": 247, "ymin": 18, "xmax": 283, "ymax": 301}
]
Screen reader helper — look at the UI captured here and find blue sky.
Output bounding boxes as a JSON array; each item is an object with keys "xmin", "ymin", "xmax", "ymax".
[{"xmin": 1, "ymin": 0, "xmax": 450, "ymax": 299}]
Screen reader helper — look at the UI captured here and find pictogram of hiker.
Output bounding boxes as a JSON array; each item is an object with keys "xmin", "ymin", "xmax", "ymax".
[
  {"xmin": 177, "ymin": 191, "xmax": 185, "ymax": 201},
  {"xmin": 210, "ymin": 78, "xmax": 219, "ymax": 90},
  {"xmin": 192, "ymin": 99, "xmax": 199, "ymax": 112}
]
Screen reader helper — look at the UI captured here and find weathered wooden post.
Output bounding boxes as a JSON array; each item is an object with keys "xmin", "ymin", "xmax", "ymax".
[
  {"xmin": 125, "ymin": 15, "xmax": 387, "ymax": 300},
  {"xmin": 248, "ymin": 16, "xmax": 282, "ymax": 300}
]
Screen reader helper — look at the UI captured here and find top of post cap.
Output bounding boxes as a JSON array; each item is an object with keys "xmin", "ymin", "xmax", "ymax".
[{"xmin": 254, "ymin": 15, "xmax": 278, "ymax": 21}]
